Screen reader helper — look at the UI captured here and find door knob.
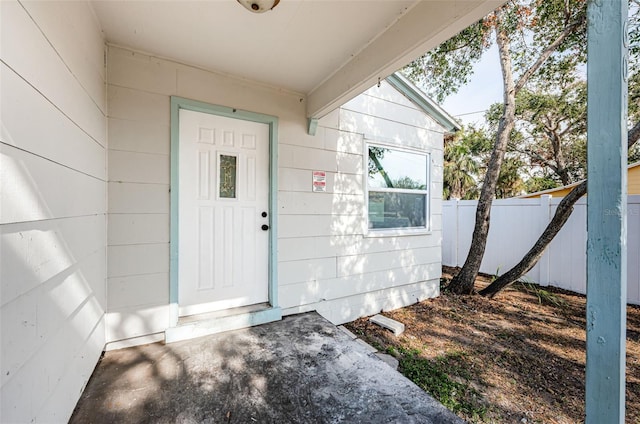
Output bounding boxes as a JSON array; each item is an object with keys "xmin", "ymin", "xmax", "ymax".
[
  {"xmin": 261, "ymin": 224, "xmax": 269, "ymax": 231},
  {"xmin": 261, "ymin": 211, "xmax": 268, "ymax": 217}
]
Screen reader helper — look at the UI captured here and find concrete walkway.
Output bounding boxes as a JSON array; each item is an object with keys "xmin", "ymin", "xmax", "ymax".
[{"xmin": 71, "ymin": 312, "xmax": 464, "ymax": 424}]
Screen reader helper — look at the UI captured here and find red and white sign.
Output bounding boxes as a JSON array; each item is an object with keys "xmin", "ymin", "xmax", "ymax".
[{"xmin": 312, "ymin": 171, "xmax": 326, "ymax": 192}]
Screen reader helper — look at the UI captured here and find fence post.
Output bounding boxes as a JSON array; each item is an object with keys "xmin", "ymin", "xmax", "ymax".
[
  {"xmin": 538, "ymin": 195, "xmax": 552, "ymax": 286},
  {"xmin": 453, "ymin": 198, "xmax": 460, "ymax": 267}
]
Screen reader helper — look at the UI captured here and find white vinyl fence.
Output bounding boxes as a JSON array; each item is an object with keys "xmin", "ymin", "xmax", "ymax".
[{"xmin": 442, "ymin": 195, "xmax": 640, "ymax": 304}]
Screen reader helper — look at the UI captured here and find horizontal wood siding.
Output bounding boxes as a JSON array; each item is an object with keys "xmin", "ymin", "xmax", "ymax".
[
  {"xmin": 340, "ymin": 85, "xmax": 443, "ymax": 133},
  {"xmin": 1, "ymin": 1, "xmax": 106, "ymax": 422},
  {"xmin": 106, "ymin": 46, "xmax": 446, "ymax": 336},
  {"xmin": 629, "ymin": 165, "xmax": 640, "ymax": 195},
  {"xmin": 105, "ymin": 45, "xmax": 309, "ymax": 341},
  {"xmin": 279, "ymin": 81, "xmax": 445, "ymax": 324},
  {"xmin": 105, "ymin": 75, "xmax": 171, "ymax": 340}
]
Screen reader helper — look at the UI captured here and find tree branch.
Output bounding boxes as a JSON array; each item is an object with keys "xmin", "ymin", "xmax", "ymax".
[
  {"xmin": 558, "ymin": 121, "xmax": 577, "ymax": 138},
  {"xmin": 514, "ymin": 15, "xmax": 586, "ymax": 94},
  {"xmin": 521, "ymin": 147, "xmax": 558, "ymax": 173}
]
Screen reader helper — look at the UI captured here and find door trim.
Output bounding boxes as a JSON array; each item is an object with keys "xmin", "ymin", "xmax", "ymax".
[{"xmin": 169, "ymin": 96, "xmax": 279, "ymax": 327}]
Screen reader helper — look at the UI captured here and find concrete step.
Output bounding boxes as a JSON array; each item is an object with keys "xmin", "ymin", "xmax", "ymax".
[{"xmin": 369, "ymin": 314, "xmax": 405, "ymax": 336}]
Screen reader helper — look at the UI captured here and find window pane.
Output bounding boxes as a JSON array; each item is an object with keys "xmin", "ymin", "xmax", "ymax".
[
  {"xmin": 368, "ymin": 147, "xmax": 427, "ymax": 189},
  {"xmin": 368, "ymin": 192, "xmax": 426, "ymax": 229},
  {"xmin": 219, "ymin": 155, "xmax": 237, "ymax": 198}
]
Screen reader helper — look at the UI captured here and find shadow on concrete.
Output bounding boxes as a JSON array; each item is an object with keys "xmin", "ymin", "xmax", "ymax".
[{"xmin": 70, "ymin": 312, "xmax": 463, "ymax": 423}]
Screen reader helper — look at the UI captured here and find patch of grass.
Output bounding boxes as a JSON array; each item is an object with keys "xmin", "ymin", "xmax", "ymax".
[
  {"xmin": 369, "ymin": 340, "xmax": 383, "ymax": 351},
  {"xmin": 492, "ymin": 267, "xmax": 501, "ymax": 282},
  {"xmin": 349, "ymin": 267, "xmax": 640, "ymax": 423},
  {"xmin": 398, "ymin": 350, "xmax": 487, "ymax": 421},
  {"xmin": 517, "ymin": 281, "xmax": 566, "ymax": 307}
]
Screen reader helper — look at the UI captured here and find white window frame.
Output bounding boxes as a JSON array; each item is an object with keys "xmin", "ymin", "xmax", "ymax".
[{"xmin": 365, "ymin": 141, "xmax": 431, "ymax": 237}]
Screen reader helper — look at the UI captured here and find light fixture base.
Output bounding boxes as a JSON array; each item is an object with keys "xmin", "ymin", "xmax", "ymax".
[{"xmin": 237, "ymin": 0, "xmax": 280, "ymax": 13}]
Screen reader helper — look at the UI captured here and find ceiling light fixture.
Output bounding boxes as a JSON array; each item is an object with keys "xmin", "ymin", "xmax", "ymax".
[{"xmin": 237, "ymin": 0, "xmax": 280, "ymax": 13}]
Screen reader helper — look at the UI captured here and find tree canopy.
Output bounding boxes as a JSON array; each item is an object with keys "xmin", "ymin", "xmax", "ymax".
[
  {"xmin": 405, "ymin": 0, "xmax": 638, "ymax": 295},
  {"xmin": 430, "ymin": 1, "xmax": 639, "ymax": 202}
]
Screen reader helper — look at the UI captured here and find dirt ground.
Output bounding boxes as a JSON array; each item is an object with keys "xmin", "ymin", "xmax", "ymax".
[{"xmin": 346, "ymin": 267, "xmax": 640, "ymax": 424}]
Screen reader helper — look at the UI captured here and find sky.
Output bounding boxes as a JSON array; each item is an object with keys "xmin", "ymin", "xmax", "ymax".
[
  {"xmin": 438, "ymin": 0, "xmax": 636, "ymax": 128},
  {"xmin": 441, "ymin": 45, "xmax": 503, "ymax": 128}
]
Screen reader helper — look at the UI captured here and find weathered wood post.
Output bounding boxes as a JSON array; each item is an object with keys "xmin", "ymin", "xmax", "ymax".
[{"xmin": 585, "ymin": 0, "xmax": 628, "ymax": 422}]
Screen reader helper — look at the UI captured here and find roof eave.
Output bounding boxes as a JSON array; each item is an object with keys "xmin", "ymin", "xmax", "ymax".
[{"xmin": 386, "ymin": 73, "xmax": 462, "ymax": 133}]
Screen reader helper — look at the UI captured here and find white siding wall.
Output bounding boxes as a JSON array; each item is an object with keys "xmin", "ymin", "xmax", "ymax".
[
  {"xmin": 0, "ymin": 1, "xmax": 107, "ymax": 422},
  {"xmin": 106, "ymin": 46, "xmax": 446, "ymax": 339},
  {"xmin": 105, "ymin": 46, "xmax": 313, "ymax": 342},
  {"xmin": 278, "ymin": 81, "xmax": 445, "ymax": 324},
  {"xmin": 105, "ymin": 49, "xmax": 172, "ymax": 342}
]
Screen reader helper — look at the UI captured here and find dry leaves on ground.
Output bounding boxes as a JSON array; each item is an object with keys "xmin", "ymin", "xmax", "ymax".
[{"xmin": 346, "ymin": 267, "xmax": 640, "ymax": 423}]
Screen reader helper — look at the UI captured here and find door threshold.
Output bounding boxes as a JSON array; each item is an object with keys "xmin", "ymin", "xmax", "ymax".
[
  {"xmin": 178, "ymin": 302, "xmax": 271, "ymax": 325},
  {"xmin": 165, "ymin": 304, "xmax": 281, "ymax": 344}
]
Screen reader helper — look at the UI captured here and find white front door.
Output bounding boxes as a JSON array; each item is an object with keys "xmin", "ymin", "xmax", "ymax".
[{"xmin": 178, "ymin": 109, "xmax": 270, "ymax": 316}]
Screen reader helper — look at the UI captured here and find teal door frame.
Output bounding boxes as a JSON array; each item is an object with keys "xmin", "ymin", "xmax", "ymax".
[{"xmin": 169, "ymin": 96, "xmax": 279, "ymax": 326}]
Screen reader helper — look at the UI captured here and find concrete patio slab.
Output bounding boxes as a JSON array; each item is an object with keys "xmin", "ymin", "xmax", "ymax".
[{"xmin": 70, "ymin": 312, "xmax": 464, "ymax": 424}]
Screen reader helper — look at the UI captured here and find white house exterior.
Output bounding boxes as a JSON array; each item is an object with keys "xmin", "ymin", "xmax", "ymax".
[
  {"xmin": 1, "ymin": 1, "xmax": 491, "ymax": 422},
  {"xmin": 102, "ymin": 47, "xmax": 460, "ymax": 348}
]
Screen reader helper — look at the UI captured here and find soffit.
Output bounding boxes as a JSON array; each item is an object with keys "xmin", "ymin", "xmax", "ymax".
[{"xmin": 90, "ymin": 0, "xmax": 504, "ymax": 117}]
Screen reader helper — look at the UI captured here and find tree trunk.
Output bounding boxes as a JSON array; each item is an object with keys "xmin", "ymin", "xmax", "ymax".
[
  {"xmin": 447, "ymin": 22, "xmax": 516, "ymax": 294},
  {"xmin": 369, "ymin": 150, "xmax": 394, "ymax": 188},
  {"xmin": 445, "ymin": 9, "xmax": 586, "ymax": 295},
  {"xmin": 549, "ymin": 129, "xmax": 572, "ymax": 185},
  {"xmin": 479, "ymin": 120, "xmax": 640, "ymax": 298},
  {"xmin": 479, "ymin": 181, "xmax": 586, "ymax": 297}
]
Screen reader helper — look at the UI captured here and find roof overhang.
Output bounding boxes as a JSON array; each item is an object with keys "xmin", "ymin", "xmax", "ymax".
[
  {"xmin": 307, "ymin": 1, "xmax": 503, "ymax": 119},
  {"xmin": 386, "ymin": 73, "xmax": 461, "ymax": 133},
  {"xmin": 90, "ymin": 0, "xmax": 503, "ymax": 119}
]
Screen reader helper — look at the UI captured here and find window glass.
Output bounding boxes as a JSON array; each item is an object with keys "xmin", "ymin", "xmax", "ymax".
[
  {"xmin": 368, "ymin": 147, "xmax": 427, "ymax": 189},
  {"xmin": 367, "ymin": 144, "xmax": 429, "ymax": 231},
  {"xmin": 219, "ymin": 154, "xmax": 237, "ymax": 198},
  {"xmin": 368, "ymin": 192, "xmax": 426, "ymax": 229}
]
